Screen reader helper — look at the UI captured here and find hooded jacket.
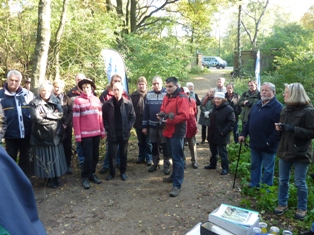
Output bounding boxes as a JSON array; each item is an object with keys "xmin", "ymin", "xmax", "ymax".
[
  {"xmin": 160, "ymin": 87, "xmax": 189, "ymax": 138},
  {"xmin": 277, "ymin": 104, "xmax": 314, "ymax": 162},
  {"xmin": 0, "ymin": 146, "xmax": 46, "ymax": 235},
  {"xmin": 238, "ymin": 89, "xmax": 261, "ymax": 123}
]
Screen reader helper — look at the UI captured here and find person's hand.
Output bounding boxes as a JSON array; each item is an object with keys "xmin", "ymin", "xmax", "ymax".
[
  {"xmin": 275, "ymin": 123, "xmax": 282, "ymax": 131},
  {"xmin": 238, "ymin": 136, "xmax": 245, "ymax": 143},
  {"xmin": 281, "ymin": 124, "xmax": 294, "ymax": 132},
  {"xmin": 204, "ymin": 111, "xmax": 210, "ymax": 118},
  {"xmin": 142, "ymin": 128, "xmax": 148, "ymax": 135}
]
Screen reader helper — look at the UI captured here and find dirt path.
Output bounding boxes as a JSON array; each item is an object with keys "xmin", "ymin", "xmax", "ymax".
[{"xmin": 33, "ymin": 69, "xmax": 242, "ymax": 235}]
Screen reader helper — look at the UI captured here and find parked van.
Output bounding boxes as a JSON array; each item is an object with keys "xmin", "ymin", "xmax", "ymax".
[{"xmin": 202, "ymin": 56, "xmax": 227, "ymax": 69}]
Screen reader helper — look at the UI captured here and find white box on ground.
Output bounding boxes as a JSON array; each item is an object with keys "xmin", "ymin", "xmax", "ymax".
[{"xmin": 208, "ymin": 204, "xmax": 260, "ymax": 235}]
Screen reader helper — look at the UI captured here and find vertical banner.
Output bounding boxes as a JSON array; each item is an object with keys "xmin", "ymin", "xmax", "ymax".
[
  {"xmin": 101, "ymin": 49, "xmax": 129, "ymax": 93},
  {"xmin": 255, "ymin": 50, "xmax": 261, "ymax": 91}
]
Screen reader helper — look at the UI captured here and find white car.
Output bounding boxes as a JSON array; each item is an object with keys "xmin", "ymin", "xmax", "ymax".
[{"xmin": 202, "ymin": 56, "xmax": 227, "ymax": 69}]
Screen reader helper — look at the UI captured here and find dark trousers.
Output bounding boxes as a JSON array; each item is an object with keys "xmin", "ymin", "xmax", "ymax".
[
  {"xmin": 201, "ymin": 125, "xmax": 207, "ymax": 142},
  {"xmin": 5, "ymin": 137, "xmax": 31, "ymax": 173},
  {"xmin": 81, "ymin": 136, "xmax": 100, "ymax": 178},
  {"xmin": 209, "ymin": 142, "xmax": 229, "ymax": 171},
  {"xmin": 108, "ymin": 136, "xmax": 129, "ymax": 176},
  {"xmin": 63, "ymin": 125, "xmax": 73, "ymax": 167},
  {"xmin": 135, "ymin": 128, "xmax": 152, "ymax": 162}
]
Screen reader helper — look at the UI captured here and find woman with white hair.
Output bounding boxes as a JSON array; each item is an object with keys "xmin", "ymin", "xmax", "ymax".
[
  {"xmin": 186, "ymin": 82, "xmax": 201, "ymax": 106},
  {"xmin": 29, "ymin": 81, "xmax": 67, "ymax": 188}
]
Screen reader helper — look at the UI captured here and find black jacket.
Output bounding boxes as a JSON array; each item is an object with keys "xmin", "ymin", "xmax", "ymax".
[
  {"xmin": 29, "ymin": 95, "xmax": 63, "ymax": 146},
  {"xmin": 207, "ymin": 102, "xmax": 235, "ymax": 145},
  {"xmin": 130, "ymin": 90, "xmax": 146, "ymax": 130},
  {"xmin": 277, "ymin": 104, "xmax": 314, "ymax": 162},
  {"xmin": 102, "ymin": 96, "xmax": 136, "ymax": 141}
]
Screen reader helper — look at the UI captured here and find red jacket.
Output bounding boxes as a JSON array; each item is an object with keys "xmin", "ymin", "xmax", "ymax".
[
  {"xmin": 160, "ymin": 88, "xmax": 189, "ymax": 138},
  {"xmin": 186, "ymin": 97, "xmax": 198, "ymax": 139}
]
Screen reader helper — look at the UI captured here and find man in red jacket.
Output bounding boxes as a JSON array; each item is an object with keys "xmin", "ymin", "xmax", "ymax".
[{"xmin": 159, "ymin": 77, "xmax": 189, "ymax": 197}]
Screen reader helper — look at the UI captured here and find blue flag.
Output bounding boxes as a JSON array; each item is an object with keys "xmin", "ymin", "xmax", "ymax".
[
  {"xmin": 255, "ymin": 50, "xmax": 261, "ymax": 91},
  {"xmin": 101, "ymin": 49, "xmax": 129, "ymax": 93}
]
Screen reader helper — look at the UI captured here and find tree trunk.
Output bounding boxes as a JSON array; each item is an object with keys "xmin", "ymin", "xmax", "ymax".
[
  {"xmin": 237, "ymin": 3, "xmax": 242, "ymax": 76},
  {"xmin": 130, "ymin": 0, "xmax": 136, "ymax": 32},
  {"xmin": 53, "ymin": 0, "xmax": 68, "ymax": 81},
  {"xmin": 32, "ymin": 0, "xmax": 52, "ymax": 91}
]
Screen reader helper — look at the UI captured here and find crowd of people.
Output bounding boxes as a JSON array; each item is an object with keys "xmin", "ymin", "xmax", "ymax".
[{"xmin": 1, "ymin": 69, "xmax": 314, "ymax": 232}]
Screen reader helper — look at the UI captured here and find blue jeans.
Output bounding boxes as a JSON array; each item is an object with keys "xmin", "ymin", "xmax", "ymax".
[
  {"xmin": 250, "ymin": 148, "xmax": 276, "ymax": 187},
  {"xmin": 209, "ymin": 143, "xmax": 228, "ymax": 171},
  {"xmin": 135, "ymin": 128, "xmax": 152, "ymax": 162},
  {"xmin": 76, "ymin": 142, "xmax": 84, "ymax": 163},
  {"xmin": 166, "ymin": 137, "xmax": 184, "ymax": 189},
  {"xmin": 278, "ymin": 159, "xmax": 309, "ymax": 211}
]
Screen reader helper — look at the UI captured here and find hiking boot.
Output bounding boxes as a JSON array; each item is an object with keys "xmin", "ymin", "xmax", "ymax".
[
  {"xmin": 274, "ymin": 205, "xmax": 288, "ymax": 215},
  {"xmin": 163, "ymin": 176, "xmax": 173, "ymax": 183},
  {"xmin": 164, "ymin": 167, "xmax": 171, "ymax": 175},
  {"xmin": 148, "ymin": 164, "xmax": 159, "ymax": 172},
  {"xmin": 295, "ymin": 209, "xmax": 307, "ymax": 220},
  {"xmin": 169, "ymin": 187, "xmax": 181, "ymax": 197},
  {"xmin": 99, "ymin": 167, "xmax": 109, "ymax": 174}
]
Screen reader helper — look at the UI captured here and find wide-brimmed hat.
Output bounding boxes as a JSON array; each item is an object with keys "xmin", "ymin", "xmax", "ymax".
[
  {"xmin": 78, "ymin": 78, "xmax": 96, "ymax": 90},
  {"xmin": 214, "ymin": 92, "xmax": 225, "ymax": 99}
]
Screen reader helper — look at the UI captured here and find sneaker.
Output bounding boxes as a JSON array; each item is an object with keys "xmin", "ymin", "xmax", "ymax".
[
  {"xmin": 146, "ymin": 161, "xmax": 153, "ymax": 166},
  {"xmin": 169, "ymin": 187, "xmax": 181, "ymax": 197},
  {"xmin": 99, "ymin": 167, "xmax": 109, "ymax": 174},
  {"xmin": 295, "ymin": 209, "xmax": 307, "ymax": 220},
  {"xmin": 163, "ymin": 176, "xmax": 173, "ymax": 183},
  {"xmin": 274, "ymin": 205, "xmax": 288, "ymax": 215}
]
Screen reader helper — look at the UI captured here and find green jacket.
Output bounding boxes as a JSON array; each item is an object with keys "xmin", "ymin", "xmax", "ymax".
[{"xmin": 238, "ymin": 90, "xmax": 261, "ymax": 123}]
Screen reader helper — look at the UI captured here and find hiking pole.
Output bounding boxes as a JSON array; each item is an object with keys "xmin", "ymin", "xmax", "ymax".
[{"xmin": 232, "ymin": 142, "xmax": 242, "ymax": 189}]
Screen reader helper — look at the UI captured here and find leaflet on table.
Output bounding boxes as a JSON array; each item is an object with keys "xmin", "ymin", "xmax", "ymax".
[{"xmin": 210, "ymin": 204, "xmax": 259, "ymax": 227}]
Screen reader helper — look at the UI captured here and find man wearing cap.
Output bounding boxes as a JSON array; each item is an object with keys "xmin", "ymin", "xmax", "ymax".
[
  {"xmin": 130, "ymin": 76, "xmax": 152, "ymax": 166},
  {"xmin": 159, "ymin": 77, "xmax": 189, "ymax": 197},
  {"xmin": 0, "ymin": 70, "xmax": 33, "ymax": 174},
  {"xmin": 205, "ymin": 91, "xmax": 235, "ymax": 175},
  {"xmin": 72, "ymin": 78, "xmax": 106, "ymax": 189}
]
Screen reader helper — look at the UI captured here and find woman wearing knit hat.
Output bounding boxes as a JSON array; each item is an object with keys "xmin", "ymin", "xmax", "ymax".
[{"xmin": 204, "ymin": 92, "xmax": 235, "ymax": 175}]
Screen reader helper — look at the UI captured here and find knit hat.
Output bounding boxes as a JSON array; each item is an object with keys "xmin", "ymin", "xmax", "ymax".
[
  {"xmin": 186, "ymin": 82, "xmax": 194, "ymax": 88},
  {"xmin": 183, "ymin": 87, "xmax": 189, "ymax": 93},
  {"xmin": 214, "ymin": 92, "xmax": 225, "ymax": 99}
]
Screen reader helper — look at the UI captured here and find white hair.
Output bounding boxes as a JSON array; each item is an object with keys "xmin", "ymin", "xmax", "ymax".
[{"xmin": 186, "ymin": 82, "xmax": 194, "ymax": 87}]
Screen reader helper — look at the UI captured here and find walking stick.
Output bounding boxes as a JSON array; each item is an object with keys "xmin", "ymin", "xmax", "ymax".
[{"xmin": 232, "ymin": 142, "xmax": 242, "ymax": 189}]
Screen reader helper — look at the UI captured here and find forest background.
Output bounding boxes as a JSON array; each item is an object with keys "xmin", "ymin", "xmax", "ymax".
[{"xmin": 1, "ymin": 0, "xmax": 314, "ymax": 232}]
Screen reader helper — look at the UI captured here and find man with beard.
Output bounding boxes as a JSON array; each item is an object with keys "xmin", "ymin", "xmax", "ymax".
[{"xmin": 239, "ymin": 82, "xmax": 283, "ymax": 188}]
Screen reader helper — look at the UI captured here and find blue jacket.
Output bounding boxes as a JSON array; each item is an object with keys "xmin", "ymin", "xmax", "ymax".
[
  {"xmin": 142, "ymin": 88, "xmax": 166, "ymax": 129},
  {"xmin": 0, "ymin": 146, "xmax": 46, "ymax": 234},
  {"xmin": 0, "ymin": 84, "xmax": 32, "ymax": 139},
  {"xmin": 241, "ymin": 97, "xmax": 283, "ymax": 153}
]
